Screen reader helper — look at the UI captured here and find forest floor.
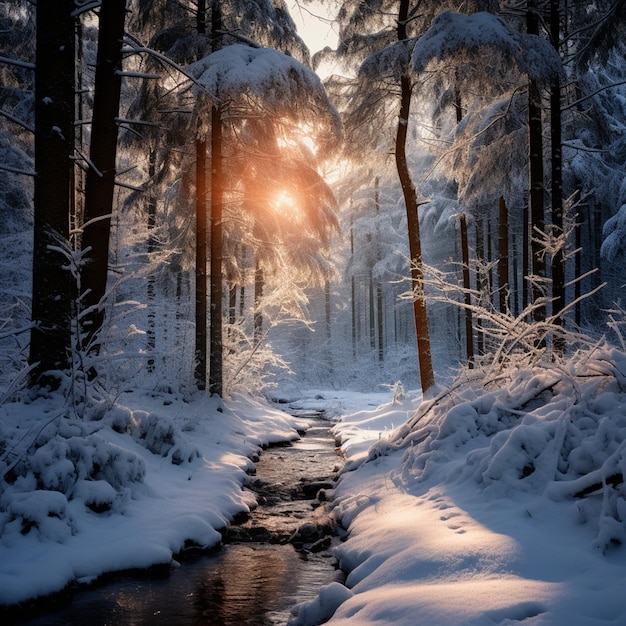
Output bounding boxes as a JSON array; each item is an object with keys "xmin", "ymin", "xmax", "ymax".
[{"xmin": 1, "ymin": 381, "xmax": 626, "ymax": 625}]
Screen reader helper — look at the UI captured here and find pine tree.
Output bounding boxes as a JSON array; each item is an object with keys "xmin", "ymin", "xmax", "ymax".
[{"xmin": 29, "ymin": 0, "xmax": 75, "ymax": 387}]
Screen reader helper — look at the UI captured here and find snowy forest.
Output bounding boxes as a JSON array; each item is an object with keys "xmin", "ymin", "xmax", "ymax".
[
  {"xmin": 2, "ymin": 0, "xmax": 626, "ymax": 398},
  {"xmin": 2, "ymin": 0, "xmax": 626, "ymax": 623}
]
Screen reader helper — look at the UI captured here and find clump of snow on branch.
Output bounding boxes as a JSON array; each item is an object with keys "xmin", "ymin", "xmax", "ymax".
[
  {"xmin": 412, "ymin": 11, "xmax": 562, "ymax": 83},
  {"xmin": 187, "ymin": 43, "xmax": 340, "ymax": 127},
  {"xmin": 601, "ymin": 203, "xmax": 626, "ymax": 261}
]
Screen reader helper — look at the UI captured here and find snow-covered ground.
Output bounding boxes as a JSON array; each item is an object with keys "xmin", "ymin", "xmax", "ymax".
[
  {"xmin": 0, "ymin": 390, "xmax": 304, "ymax": 606},
  {"xmin": 3, "ymin": 346, "xmax": 626, "ymax": 626},
  {"xmin": 292, "ymin": 351, "xmax": 626, "ymax": 625}
]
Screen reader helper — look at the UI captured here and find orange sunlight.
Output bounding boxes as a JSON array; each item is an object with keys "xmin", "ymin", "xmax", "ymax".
[{"xmin": 271, "ymin": 189, "xmax": 303, "ymax": 224}]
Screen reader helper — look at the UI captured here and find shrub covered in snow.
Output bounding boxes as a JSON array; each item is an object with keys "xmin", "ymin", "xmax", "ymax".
[
  {"xmin": 0, "ymin": 401, "xmax": 202, "ymax": 547},
  {"xmin": 105, "ymin": 407, "xmax": 201, "ymax": 465},
  {"xmin": 365, "ymin": 343, "xmax": 626, "ymax": 552}
]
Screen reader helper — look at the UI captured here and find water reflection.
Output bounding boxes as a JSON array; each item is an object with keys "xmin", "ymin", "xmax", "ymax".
[{"xmin": 13, "ymin": 543, "xmax": 339, "ymax": 625}]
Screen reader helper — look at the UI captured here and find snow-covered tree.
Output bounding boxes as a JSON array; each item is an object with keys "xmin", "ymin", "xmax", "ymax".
[{"xmin": 28, "ymin": 0, "xmax": 76, "ymax": 387}]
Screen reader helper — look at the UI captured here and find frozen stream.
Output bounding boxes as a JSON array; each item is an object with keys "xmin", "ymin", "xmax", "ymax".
[{"xmin": 6, "ymin": 410, "xmax": 344, "ymax": 625}]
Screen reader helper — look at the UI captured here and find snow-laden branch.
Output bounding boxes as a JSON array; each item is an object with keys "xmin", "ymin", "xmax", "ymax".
[
  {"xmin": 115, "ymin": 71, "xmax": 161, "ymax": 79},
  {"xmin": 71, "ymin": 1, "xmax": 101, "ymax": 18},
  {"xmin": 0, "ymin": 55, "xmax": 35, "ymax": 71},
  {"xmin": 0, "ymin": 108, "xmax": 34, "ymax": 133},
  {"xmin": 563, "ymin": 79, "xmax": 626, "ymax": 111},
  {"xmin": 0, "ymin": 163, "xmax": 36, "ymax": 177},
  {"xmin": 412, "ymin": 11, "xmax": 562, "ymax": 83},
  {"xmin": 121, "ymin": 32, "xmax": 215, "ymax": 101}
]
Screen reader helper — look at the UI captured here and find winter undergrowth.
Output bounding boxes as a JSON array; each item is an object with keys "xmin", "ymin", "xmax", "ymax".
[{"xmin": 365, "ymin": 333, "xmax": 626, "ymax": 553}]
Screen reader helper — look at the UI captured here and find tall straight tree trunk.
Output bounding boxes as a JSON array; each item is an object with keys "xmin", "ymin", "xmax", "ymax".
[
  {"xmin": 522, "ymin": 203, "xmax": 529, "ymax": 312},
  {"xmin": 459, "ymin": 214, "xmax": 474, "ymax": 367},
  {"xmin": 81, "ymin": 0, "xmax": 126, "ymax": 356},
  {"xmin": 476, "ymin": 219, "xmax": 485, "ymax": 356},
  {"xmin": 229, "ymin": 284, "xmax": 237, "ymax": 325},
  {"xmin": 454, "ymin": 89, "xmax": 473, "ymax": 367},
  {"xmin": 195, "ymin": 139, "xmax": 208, "ymax": 390},
  {"xmin": 368, "ymin": 270, "xmax": 375, "ymax": 350},
  {"xmin": 254, "ymin": 261, "xmax": 264, "ymax": 342},
  {"xmin": 325, "ymin": 278, "xmax": 333, "ymax": 371},
  {"xmin": 377, "ymin": 283, "xmax": 384, "ymax": 362},
  {"xmin": 194, "ymin": 0, "xmax": 208, "ymax": 390},
  {"xmin": 209, "ymin": 101, "xmax": 223, "ymax": 397},
  {"xmin": 527, "ymin": 2, "xmax": 546, "ymax": 324},
  {"xmin": 208, "ymin": 4, "xmax": 224, "ymax": 397},
  {"xmin": 147, "ymin": 149, "xmax": 157, "ymax": 372},
  {"xmin": 550, "ymin": 0, "xmax": 565, "ymax": 354},
  {"xmin": 374, "ymin": 177, "xmax": 384, "ymax": 362},
  {"xmin": 512, "ymin": 233, "xmax": 520, "ymax": 317},
  {"xmin": 350, "ymin": 215, "xmax": 356, "ymax": 359},
  {"xmin": 30, "ymin": 0, "xmax": 75, "ymax": 387},
  {"xmin": 396, "ymin": 0, "xmax": 435, "ymax": 394},
  {"xmin": 498, "ymin": 196, "xmax": 510, "ymax": 314}
]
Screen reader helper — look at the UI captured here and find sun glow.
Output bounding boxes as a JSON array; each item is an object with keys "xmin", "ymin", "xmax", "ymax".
[{"xmin": 271, "ymin": 189, "xmax": 303, "ymax": 223}]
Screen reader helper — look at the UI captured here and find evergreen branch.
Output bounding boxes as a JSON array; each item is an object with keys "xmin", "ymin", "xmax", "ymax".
[
  {"xmin": 0, "ymin": 163, "xmax": 36, "ymax": 176},
  {"xmin": 562, "ymin": 79, "xmax": 626, "ymax": 111},
  {"xmin": 0, "ymin": 108, "xmax": 34, "ymax": 133},
  {"xmin": 0, "ymin": 55, "xmax": 35, "ymax": 70}
]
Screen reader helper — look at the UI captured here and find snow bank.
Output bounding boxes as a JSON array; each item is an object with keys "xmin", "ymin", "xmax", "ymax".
[
  {"xmin": 0, "ymin": 391, "xmax": 301, "ymax": 606},
  {"xmin": 323, "ymin": 346, "xmax": 626, "ymax": 625}
]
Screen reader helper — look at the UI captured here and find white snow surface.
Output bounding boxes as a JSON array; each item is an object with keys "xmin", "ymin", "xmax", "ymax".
[
  {"xmin": 291, "ymin": 350, "xmax": 626, "ymax": 625},
  {"xmin": 0, "ymin": 392, "xmax": 300, "ymax": 606},
  {"xmin": 4, "ymin": 348, "xmax": 626, "ymax": 626}
]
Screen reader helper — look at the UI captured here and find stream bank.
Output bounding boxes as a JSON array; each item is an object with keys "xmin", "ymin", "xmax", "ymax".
[{"xmin": 3, "ymin": 410, "xmax": 344, "ymax": 625}]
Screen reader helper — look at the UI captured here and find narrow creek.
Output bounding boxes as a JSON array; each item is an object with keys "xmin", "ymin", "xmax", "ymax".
[{"xmin": 6, "ymin": 409, "xmax": 345, "ymax": 625}]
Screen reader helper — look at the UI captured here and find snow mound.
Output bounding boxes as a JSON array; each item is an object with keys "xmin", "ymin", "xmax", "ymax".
[
  {"xmin": 289, "ymin": 581, "xmax": 354, "ymax": 626},
  {"xmin": 369, "ymin": 345, "xmax": 626, "ymax": 552}
]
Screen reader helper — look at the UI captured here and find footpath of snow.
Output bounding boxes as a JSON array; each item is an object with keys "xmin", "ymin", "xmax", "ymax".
[
  {"xmin": 291, "ymin": 353, "xmax": 626, "ymax": 626},
  {"xmin": 0, "ymin": 390, "xmax": 302, "ymax": 607}
]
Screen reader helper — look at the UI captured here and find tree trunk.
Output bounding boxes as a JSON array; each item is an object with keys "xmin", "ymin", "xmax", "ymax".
[
  {"xmin": 374, "ymin": 177, "xmax": 384, "ymax": 362},
  {"xmin": 521, "ymin": 202, "xmax": 528, "ymax": 313},
  {"xmin": 208, "ymin": 105, "xmax": 223, "ymax": 397},
  {"xmin": 498, "ymin": 196, "xmax": 510, "ymax": 314},
  {"xmin": 350, "ymin": 215, "xmax": 356, "ymax": 359},
  {"xmin": 527, "ymin": 2, "xmax": 546, "ymax": 324},
  {"xmin": 254, "ymin": 261, "xmax": 264, "ymax": 342},
  {"xmin": 396, "ymin": 0, "xmax": 435, "ymax": 394},
  {"xmin": 325, "ymin": 278, "xmax": 333, "ymax": 371},
  {"xmin": 550, "ymin": 0, "xmax": 565, "ymax": 354},
  {"xmin": 208, "ymin": 5, "xmax": 223, "ymax": 397},
  {"xmin": 459, "ymin": 214, "xmax": 474, "ymax": 367},
  {"xmin": 377, "ymin": 282, "xmax": 384, "ymax": 363},
  {"xmin": 229, "ymin": 284, "xmax": 237, "ymax": 325},
  {"xmin": 369, "ymin": 269, "xmax": 375, "ymax": 350},
  {"xmin": 476, "ymin": 219, "xmax": 485, "ymax": 356},
  {"xmin": 147, "ymin": 149, "xmax": 157, "ymax": 372},
  {"xmin": 29, "ymin": 0, "xmax": 76, "ymax": 387},
  {"xmin": 195, "ymin": 139, "xmax": 208, "ymax": 390},
  {"xmin": 80, "ymin": 0, "xmax": 126, "ymax": 356}
]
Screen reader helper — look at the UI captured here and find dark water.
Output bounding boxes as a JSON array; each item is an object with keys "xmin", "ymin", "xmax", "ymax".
[{"xmin": 3, "ymin": 413, "xmax": 344, "ymax": 626}]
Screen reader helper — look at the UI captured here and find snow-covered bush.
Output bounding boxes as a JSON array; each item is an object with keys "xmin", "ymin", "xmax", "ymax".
[
  {"xmin": 106, "ymin": 407, "xmax": 201, "ymax": 465},
  {"xmin": 0, "ymin": 400, "xmax": 202, "ymax": 541},
  {"xmin": 14, "ymin": 432, "xmax": 146, "ymax": 517},
  {"xmin": 366, "ymin": 341, "xmax": 626, "ymax": 553},
  {"xmin": 1, "ymin": 490, "xmax": 74, "ymax": 543}
]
